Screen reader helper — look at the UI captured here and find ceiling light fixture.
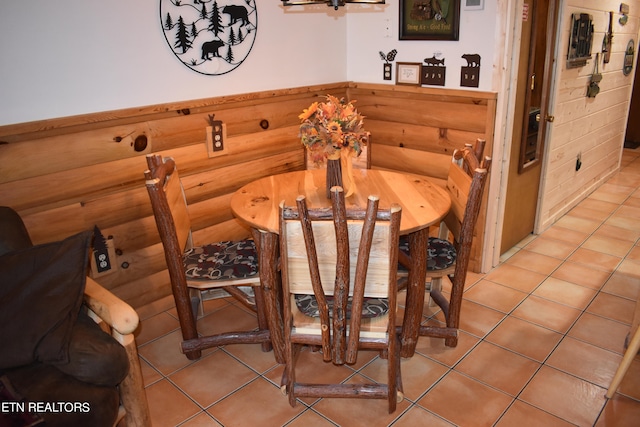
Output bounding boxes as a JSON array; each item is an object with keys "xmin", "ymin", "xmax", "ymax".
[{"xmin": 282, "ymin": 1, "xmax": 385, "ymax": 11}]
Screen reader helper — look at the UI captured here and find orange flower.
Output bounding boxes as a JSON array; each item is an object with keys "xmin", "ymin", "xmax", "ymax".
[
  {"xmin": 340, "ymin": 104, "xmax": 355, "ymax": 121},
  {"xmin": 326, "ymin": 121, "xmax": 342, "ymax": 134},
  {"xmin": 298, "ymin": 102, "xmax": 318, "ymax": 120}
]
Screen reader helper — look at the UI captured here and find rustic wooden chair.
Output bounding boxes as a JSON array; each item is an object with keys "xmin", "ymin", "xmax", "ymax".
[
  {"xmin": 399, "ymin": 139, "xmax": 491, "ymax": 347},
  {"xmin": 144, "ymin": 154, "xmax": 271, "ymax": 360},
  {"xmin": 279, "ymin": 187, "xmax": 403, "ymax": 413}
]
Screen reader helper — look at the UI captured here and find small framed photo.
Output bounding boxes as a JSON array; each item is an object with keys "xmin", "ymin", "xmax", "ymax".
[
  {"xmin": 464, "ymin": 0, "xmax": 484, "ymax": 11},
  {"xmin": 396, "ymin": 62, "xmax": 422, "ymax": 85}
]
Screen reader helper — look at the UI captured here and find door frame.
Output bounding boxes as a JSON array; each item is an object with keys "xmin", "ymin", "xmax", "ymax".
[
  {"xmin": 484, "ymin": 0, "xmax": 562, "ymax": 270},
  {"xmin": 531, "ymin": 0, "xmax": 561, "ymax": 234}
]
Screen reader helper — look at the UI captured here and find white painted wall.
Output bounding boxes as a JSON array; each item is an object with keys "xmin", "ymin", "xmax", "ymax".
[
  {"xmin": 0, "ymin": 2, "xmax": 344, "ymax": 125},
  {"xmin": 0, "ymin": 1, "xmax": 499, "ymax": 126}
]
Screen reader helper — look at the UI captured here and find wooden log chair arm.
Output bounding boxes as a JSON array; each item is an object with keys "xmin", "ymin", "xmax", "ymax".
[{"xmin": 84, "ymin": 277, "xmax": 151, "ymax": 427}]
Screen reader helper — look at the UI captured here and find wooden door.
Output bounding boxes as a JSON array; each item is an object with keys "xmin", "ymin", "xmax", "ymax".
[
  {"xmin": 625, "ymin": 61, "xmax": 640, "ymax": 148},
  {"xmin": 501, "ymin": 0, "xmax": 558, "ymax": 254}
]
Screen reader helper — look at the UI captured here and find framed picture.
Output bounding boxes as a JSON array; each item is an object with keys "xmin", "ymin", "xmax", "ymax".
[
  {"xmin": 396, "ymin": 62, "xmax": 422, "ymax": 85},
  {"xmin": 399, "ymin": 0, "xmax": 461, "ymax": 41}
]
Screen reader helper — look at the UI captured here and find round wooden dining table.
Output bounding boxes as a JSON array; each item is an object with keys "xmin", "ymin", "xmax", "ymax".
[{"xmin": 231, "ymin": 168, "xmax": 451, "ymax": 361}]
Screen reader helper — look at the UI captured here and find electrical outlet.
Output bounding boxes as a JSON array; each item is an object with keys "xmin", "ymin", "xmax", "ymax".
[
  {"xmin": 90, "ymin": 236, "xmax": 117, "ymax": 278},
  {"xmin": 206, "ymin": 122, "xmax": 227, "ymax": 157},
  {"xmin": 383, "ymin": 63, "xmax": 392, "ymax": 80}
]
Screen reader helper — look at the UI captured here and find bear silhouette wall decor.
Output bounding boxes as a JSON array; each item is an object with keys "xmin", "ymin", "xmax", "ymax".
[
  {"xmin": 460, "ymin": 53, "xmax": 481, "ymax": 88},
  {"xmin": 160, "ymin": 0, "xmax": 258, "ymax": 76}
]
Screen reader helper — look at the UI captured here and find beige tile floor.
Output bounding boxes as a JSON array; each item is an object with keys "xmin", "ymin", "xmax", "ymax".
[{"xmin": 134, "ymin": 149, "xmax": 640, "ymax": 426}]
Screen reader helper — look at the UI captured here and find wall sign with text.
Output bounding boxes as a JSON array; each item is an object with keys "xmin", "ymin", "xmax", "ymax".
[
  {"xmin": 160, "ymin": 0, "xmax": 258, "ymax": 75},
  {"xmin": 399, "ymin": 0, "xmax": 460, "ymax": 41}
]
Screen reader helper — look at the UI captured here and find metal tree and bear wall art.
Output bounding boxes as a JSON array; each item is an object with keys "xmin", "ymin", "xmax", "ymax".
[{"xmin": 160, "ymin": 0, "xmax": 257, "ymax": 75}]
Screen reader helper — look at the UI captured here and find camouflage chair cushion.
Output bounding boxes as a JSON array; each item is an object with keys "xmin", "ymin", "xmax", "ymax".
[
  {"xmin": 294, "ymin": 294, "xmax": 389, "ymax": 319},
  {"xmin": 398, "ymin": 236, "xmax": 457, "ymax": 272},
  {"xmin": 183, "ymin": 239, "xmax": 259, "ymax": 281}
]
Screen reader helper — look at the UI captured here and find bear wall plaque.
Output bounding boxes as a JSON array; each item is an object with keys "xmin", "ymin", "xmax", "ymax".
[{"xmin": 160, "ymin": 0, "xmax": 258, "ymax": 75}]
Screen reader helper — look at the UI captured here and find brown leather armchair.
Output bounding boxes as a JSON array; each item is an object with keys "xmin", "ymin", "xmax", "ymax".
[{"xmin": 0, "ymin": 206, "xmax": 150, "ymax": 427}]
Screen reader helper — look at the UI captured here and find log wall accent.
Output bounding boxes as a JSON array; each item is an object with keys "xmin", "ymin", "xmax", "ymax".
[
  {"xmin": 0, "ymin": 82, "xmax": 496, "ymax": 314},
  {"xmin": 348, "ymin": 83, "xmax": 497, "ymax": 272}
]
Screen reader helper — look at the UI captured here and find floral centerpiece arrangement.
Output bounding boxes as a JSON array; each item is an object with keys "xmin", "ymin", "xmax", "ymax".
[
  {"xmin": 298, "ymin": 95, "xmax": 369, "ymax": 196},
  {"xmin": 299, "ymin": 95, "xmax": 369, "ymax": 164}
]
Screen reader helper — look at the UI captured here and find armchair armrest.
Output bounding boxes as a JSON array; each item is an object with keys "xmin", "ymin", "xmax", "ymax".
[
  {"xmin": 84, "ymin": 276, "xmax": 139, "ymax": 335},
  {"xmin": 83, "ymin": 277, "xmax": 140, "ymax": 352},
  {"xmin": 83, "ymin": 276, "xmax": 151, "ymax": 426}
]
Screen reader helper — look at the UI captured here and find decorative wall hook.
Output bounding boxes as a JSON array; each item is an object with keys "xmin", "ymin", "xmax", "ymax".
[
  {"xmin": 620, "ymin": 3, "xmax": 629, "ymax": 25},
  {"xmin": 379, "ymin": 49, "xmax": 398, "ymax": 63},
  {"xmin": 623, "ymin": 39, "xmax": 635, "ymax": 75},
  {"xmin": 379, "ymin": 49, "xmax": 397, "ymax": 80}
]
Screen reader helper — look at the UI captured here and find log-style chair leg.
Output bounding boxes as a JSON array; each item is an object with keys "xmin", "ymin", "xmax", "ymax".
[{"xmin": 606, "ymin": 325, "xmax": 640, "ymax": 398}]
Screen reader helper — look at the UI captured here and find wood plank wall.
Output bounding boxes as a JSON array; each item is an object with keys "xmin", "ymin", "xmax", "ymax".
[
  {"xmin": 0, "ymin": 82, "xmax": 496, "ymax": 315},
  {"xmin": 347, "ymin": 83, "xmax": 498, "ymax": 272},
  {"xmin": 538, "ymin": 0, "xmax": 640, "ymax": 227}
]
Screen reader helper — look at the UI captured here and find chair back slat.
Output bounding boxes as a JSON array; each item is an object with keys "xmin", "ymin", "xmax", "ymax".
[
  {"xmin": 144, "ymin": 156, "xmax": 192, "ymax": 254},
  {"xmin": 346, "ymin": 195, "xmax": 380, "ymax": 363},
  {"xmin": 443, "ymin": 159, "xmax": 472, "ymax": 238},
  {"xmin": 331, "ymin": 188, "xmax": 349, "ymax": 364},
  {"xmin": 443, "ymin": 146, "xmax": 492, "ymax": 243},
  {"xmin": 453, "ymin": 163, "xmax": 491, "ymax": 277},
  {"xmin": 283, "ymin": 221, "xmax": 393, "ymax": 298},
  {"xmin": 164, "ymin": 168, "xmax": 192, "ymax": 252},
  {"xmin": 292, "ymin": 195, "xmax": 332, "ymax": 359}
]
